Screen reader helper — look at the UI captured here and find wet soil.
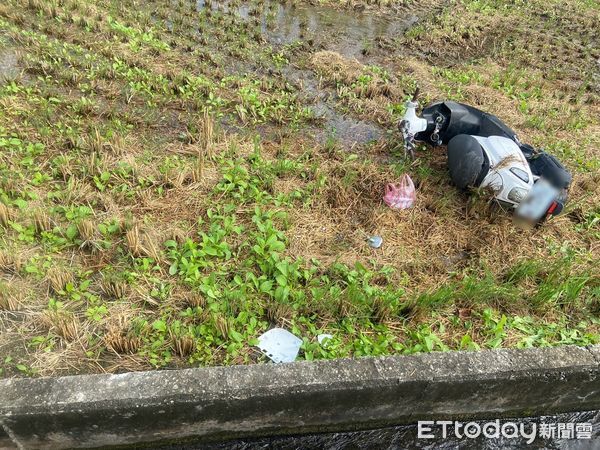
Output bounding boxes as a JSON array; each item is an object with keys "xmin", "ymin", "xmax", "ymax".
[
  {"xmin": 217, "ymin": 0, "xmax": 418, "ymax": 59},
  {"xmin": 193, "ymin": 0, "xmax": 427, "ymax": 146},
  {"xmin": 282, "ymin": 65, "xmax": 383, "ymax": 147},
  {"xmin": 0, "ymin": 47, "xmax": 19, "ymax": 81}
]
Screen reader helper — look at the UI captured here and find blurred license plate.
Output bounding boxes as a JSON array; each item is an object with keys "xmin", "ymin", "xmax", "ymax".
[{"xmin": 515, "ymin": 179, "xmax": 559, "ymax": 222}]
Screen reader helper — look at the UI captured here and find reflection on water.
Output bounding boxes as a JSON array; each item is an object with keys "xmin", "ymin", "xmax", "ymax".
[
  {"xmin": 187, "ymin": 0, "xmax": 404, "ymax": 146},
  {"xmin": 160, "ymin": 410, "xmax": 599, "ymax": 449},
  {"xmin": 196, "ymin": 0, "xmax": 417, "ymax": 59},
  {"xmin": 0, "ymin": 48, "xmax": 20, "ymax": 81},
  {"xmin": 281, "ymin": 65, "xmax": 382, "ymax": 147}
]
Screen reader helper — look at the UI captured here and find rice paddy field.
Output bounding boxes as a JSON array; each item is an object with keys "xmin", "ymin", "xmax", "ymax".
[{"xmin": 0, "ymin": 0, "xmax": 598, "ymax": 377}]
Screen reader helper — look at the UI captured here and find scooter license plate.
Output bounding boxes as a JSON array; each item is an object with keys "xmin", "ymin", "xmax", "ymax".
[{"xmin": 515, "ymin": 179, "xmax": 559, "ymax": 222}]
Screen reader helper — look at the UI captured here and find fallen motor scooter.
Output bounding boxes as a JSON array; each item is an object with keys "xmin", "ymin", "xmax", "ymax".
[{"xmin": 399, "ymin": 91, "xmax": 572, "ymax": 223}]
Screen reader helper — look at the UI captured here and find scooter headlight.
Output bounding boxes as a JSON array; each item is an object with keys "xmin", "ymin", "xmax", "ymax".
[{"xmin": 508, "ymin": 187, "xmax": 528, "ymax": 203}]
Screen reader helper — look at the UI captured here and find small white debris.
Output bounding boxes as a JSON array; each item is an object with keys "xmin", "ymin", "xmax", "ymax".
[
  {"xmin": 367, "ymin": 236, "xmax": 383, "ymax": 249},
  {"xmin": 256, "ymin": 328, "xmax": 302, "ymax": 363},
  {"xmin": 317, "ymin": 334, "xmax": 333, "ymax": 345}
]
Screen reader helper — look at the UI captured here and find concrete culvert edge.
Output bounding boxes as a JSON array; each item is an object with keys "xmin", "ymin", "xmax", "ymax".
[{"xmin": 0, "ymin": 345, "xmax": 599, "ymax": 449}]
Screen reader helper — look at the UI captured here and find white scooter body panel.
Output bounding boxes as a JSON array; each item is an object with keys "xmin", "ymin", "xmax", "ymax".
[{"xmin": 473, "ymin": 136, "xmax": 535, "ymax": 208}]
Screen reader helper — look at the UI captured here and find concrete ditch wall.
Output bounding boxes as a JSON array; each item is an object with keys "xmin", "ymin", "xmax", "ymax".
[{"xmin": 0, "ymin": 345, "xmax": 599, "ymax": 449}]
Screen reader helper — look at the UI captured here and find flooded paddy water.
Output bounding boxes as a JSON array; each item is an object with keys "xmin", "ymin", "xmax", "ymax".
[
  {"xmin": 196, "ymin": 0, "xmax": 419, "ymax": 59},
  {"xmin": 0, "ymin": 47, "xmax": 19, "ymax": 82},
  {"xmin": 190, "ymin": 0, "xmax": 428, "ymax": 146}
]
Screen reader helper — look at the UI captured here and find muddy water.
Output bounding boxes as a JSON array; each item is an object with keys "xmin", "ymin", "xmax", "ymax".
[
  {"xmin": 312, "ymin": 100, "xmax": 383, "ymax": 147},
  {"xmin": 282, "ymin": 65, "xmax": 383, "ymax": 147},
  {"xmin": 245, "ymin": 3, "xmax": 411, "ymax": 59},
  {"xmin": 197, "ymin": 1, "xmax": 417, "ymax": 59},
  {"xmin": 194, "ymin": 1, "xmax": 421, "ymax": 146},
  {"xmin": 0, "ymin": 48, "xmax": 20, "ymax": 82},
  {"xmin": 159, "ymin": 410, "xmax": 599, "ymax": 449}
]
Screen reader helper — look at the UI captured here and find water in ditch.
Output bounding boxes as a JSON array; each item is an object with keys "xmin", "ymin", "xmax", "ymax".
[{"xmin": 158, "ymin": 410, "xmax": 599, "ymax": 449}]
